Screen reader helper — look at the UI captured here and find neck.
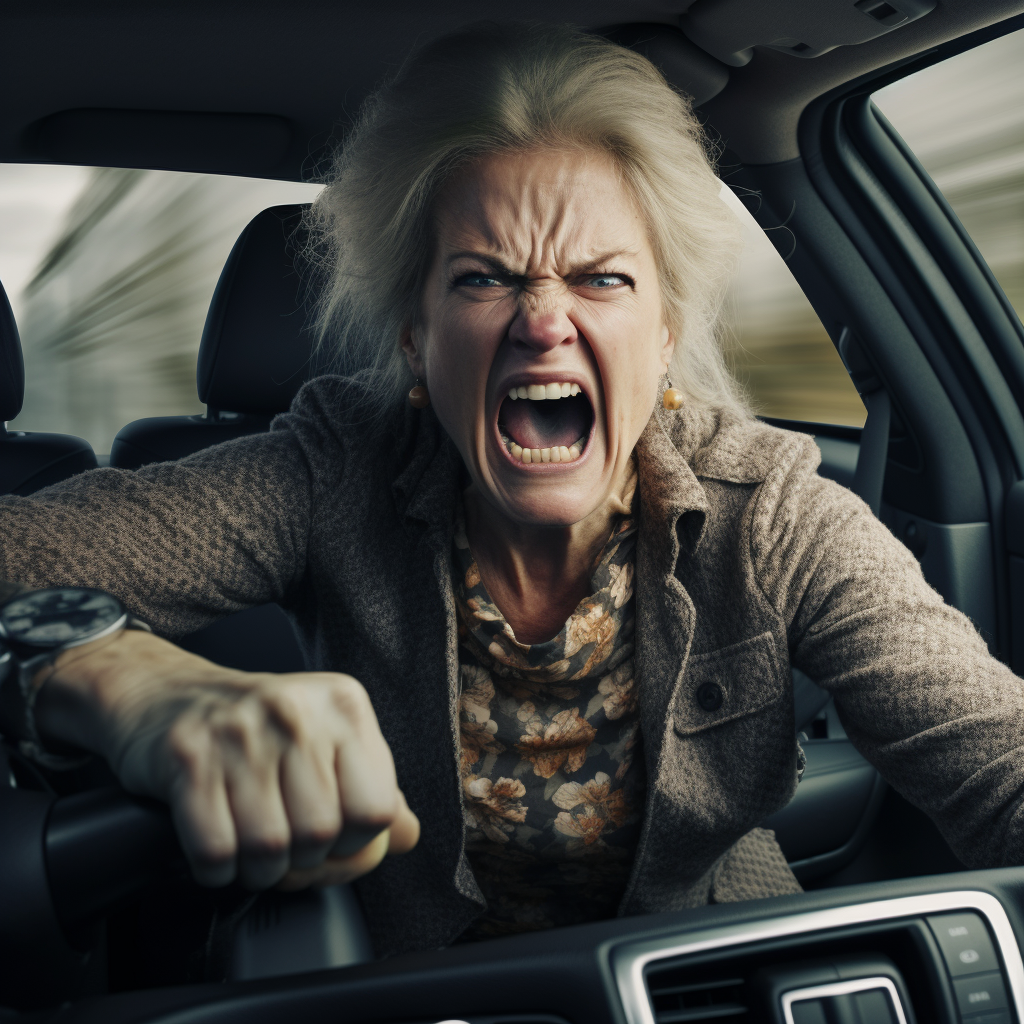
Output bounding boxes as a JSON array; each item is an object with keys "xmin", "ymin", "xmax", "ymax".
[{"xmin": 463, "ymin": 462, "xmax": 636, "ymax": 645}]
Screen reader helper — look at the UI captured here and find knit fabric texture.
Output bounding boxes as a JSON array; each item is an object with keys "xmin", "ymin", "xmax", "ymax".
[{"xmin": 2, "ymin": 373, "xmax": 1020, "ymax": 958}]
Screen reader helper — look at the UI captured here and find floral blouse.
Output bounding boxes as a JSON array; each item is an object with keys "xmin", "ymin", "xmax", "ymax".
[{"xmin": 453, "ymin": 503, "xmax": 645, "ymax": 939}]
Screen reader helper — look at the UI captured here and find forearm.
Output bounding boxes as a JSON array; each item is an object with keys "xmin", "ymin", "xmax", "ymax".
[
  {"xmin": 33, "ymin": 629, "xmax": 234, "ymax": 769},
  {"xmin": 0, "ymin": 432, "xmax": 310, "ymax": 636}
]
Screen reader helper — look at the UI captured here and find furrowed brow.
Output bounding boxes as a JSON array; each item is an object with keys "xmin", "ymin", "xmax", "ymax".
[
  {"xmin": 446, "ymin": 251, "xmax": 518, "ymax": 277},
  {"xmin": 445, "ymin": 248, "xmax": 638, "ymax": 279},
  {"xmin": 570, "ymin": 249, "xmax": 639, "ymax": 275}
]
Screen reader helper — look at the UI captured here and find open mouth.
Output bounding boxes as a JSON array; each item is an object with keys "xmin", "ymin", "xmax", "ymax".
[{"xmin": 497, "ymin": 381, "xmax": 594, "ymax": 465}]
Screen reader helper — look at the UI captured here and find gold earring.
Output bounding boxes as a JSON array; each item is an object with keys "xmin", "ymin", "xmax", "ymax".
[
  {"xmin": 408, "ymin": 379, "xmax": 430, "ymax": 409},
  {"xmin": 662, "ymin": 376, "xmax": 684, "ymax": 410}
]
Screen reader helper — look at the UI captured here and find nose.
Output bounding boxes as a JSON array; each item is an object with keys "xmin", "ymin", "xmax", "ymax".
[{"xmin": 508, "ymin": 295, "xmax": 578, "ymax": 352}]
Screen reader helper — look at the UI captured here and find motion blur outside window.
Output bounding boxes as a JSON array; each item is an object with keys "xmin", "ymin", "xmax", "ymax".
[
  {"xmin": 721, "ymin": 189, "xmax": 866, "ymax": 428},
  {"xmin": 873, "ymin": 27, "xmax": 1024, "ymax": 321},
  {"xmin": 0, "ymin": 166, "xmax": 321, "ymax": 454}
]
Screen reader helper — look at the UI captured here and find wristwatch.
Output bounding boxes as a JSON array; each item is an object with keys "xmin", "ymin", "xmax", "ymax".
[{"xmin": 0, "ymin": 586, "xmax": 150, "ymax": 768}]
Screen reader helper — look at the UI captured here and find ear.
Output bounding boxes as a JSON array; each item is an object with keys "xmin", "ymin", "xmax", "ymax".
[
  {"xmin": 400, "ymin": 325, "xmax": 425, "ymax": 378},
  {"xmin": 660, "ymin": 323, "xmax": 675, "ymax": 368}
]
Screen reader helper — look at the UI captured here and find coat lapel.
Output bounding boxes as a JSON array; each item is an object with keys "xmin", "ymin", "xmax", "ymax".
[
  {"xmin": 623, "ymin": 403, "xmax": 710, "ymax": 910},
  {"xmin": 390, "ymin": 407, "xmax": 487, "ymax": 913}
]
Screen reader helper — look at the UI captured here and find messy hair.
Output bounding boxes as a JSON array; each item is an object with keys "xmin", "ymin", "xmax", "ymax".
[{"xmin": 306, "ymin": 22, "xmax": 747, "ymax": 416}]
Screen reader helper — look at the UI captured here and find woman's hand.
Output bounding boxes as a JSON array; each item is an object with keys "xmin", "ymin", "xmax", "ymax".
[{"xmin": 33, "ymin": 629, "xmax": 420, "ymax": 889}]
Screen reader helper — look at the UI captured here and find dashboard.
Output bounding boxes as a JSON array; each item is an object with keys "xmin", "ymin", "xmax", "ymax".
[{"xmin": 35, "ymin": 867, "xmax": 1024, "ymax": 1024}]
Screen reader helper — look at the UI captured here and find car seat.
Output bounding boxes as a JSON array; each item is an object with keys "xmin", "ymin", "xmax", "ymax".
[
  {"xmin": 110, "ymin": 204, "xmax": 318, "ymax": 674},
  {"xmin": 109, "ymin": 204, "xmax": 316, "ymax": 468},
  {"xmin": 0, "ymin": 278, "xmax": 98, "ymax": 495}
]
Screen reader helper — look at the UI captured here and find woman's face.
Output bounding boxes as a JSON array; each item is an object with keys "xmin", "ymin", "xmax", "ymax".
[{"xmin": 405, "ymin": 147, "xmax": 673, "ymax": 527}]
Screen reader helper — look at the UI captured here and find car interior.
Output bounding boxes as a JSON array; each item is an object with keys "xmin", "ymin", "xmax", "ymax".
[{"xmin": 2, "ymin": 1, "xmax": 1024, "ymax": 1022}]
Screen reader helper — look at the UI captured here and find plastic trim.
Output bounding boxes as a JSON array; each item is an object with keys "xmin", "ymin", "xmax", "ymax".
[
  {"xmin": 611, "ymin": 890, "xmax": 1024, "ymax": 1024},
  {"xmin": 782, "ymin": 976, "xmax": 907, "ymax": 1024}
]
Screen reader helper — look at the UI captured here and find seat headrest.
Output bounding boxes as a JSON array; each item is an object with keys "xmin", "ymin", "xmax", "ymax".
[
  {"xmin": 198, "ymin": 204, "xmax": 316, "ymax": 416},
  {"xmin": 0, "ymin": 279, "xmax": 25, "ymax": 423}
]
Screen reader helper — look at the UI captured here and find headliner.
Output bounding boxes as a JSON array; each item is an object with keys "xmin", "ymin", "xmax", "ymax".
[{"xmin": 0, "ymin": 0, "xmax": 1022, "ymax": 178}]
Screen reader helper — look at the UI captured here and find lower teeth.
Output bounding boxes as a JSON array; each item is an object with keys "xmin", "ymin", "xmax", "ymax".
[{"xmin": 500, "ymin": 435, "xmax": 586, "ymax": 464}]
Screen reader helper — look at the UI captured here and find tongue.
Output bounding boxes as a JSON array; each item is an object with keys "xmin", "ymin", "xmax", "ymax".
[{"xmin": 500, "ymin": 395, "xmax": 591, "ymax": 450}]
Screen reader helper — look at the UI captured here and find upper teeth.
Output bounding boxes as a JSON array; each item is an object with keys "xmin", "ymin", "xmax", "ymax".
[{"xmin": 508, "ymin": 382, "xmax": 581, "ymax": 401}]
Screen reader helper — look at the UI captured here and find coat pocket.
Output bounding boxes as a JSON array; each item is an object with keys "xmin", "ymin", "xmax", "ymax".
[{"xmin": 671, "ymin": 631, "xmax": 785, "ymax": 736}]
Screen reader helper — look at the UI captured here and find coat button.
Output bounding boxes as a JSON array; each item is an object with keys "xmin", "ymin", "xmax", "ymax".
[{"xmin": 696, "ymin": 681, "xmax": 723, "ymax": 712}]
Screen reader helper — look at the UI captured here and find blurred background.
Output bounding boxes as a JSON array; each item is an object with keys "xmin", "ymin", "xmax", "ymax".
[
  {"xmin": 720, "ymin": 26, "xmax": 1023, "ymax": 428},
  {"xmin": 0, "ymin": 26, "xmax": 1021, "ymax": 453}
]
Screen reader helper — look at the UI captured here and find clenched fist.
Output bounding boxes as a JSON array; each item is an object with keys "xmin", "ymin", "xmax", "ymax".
[{"xmin": 33, "ymin": 629, "xmax": 420, "ymax": 889}]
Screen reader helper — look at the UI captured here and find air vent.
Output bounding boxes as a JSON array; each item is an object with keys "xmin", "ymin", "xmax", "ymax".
[{"xmin": 646, "ymin": 965, "xmax": 748, "ymax": 1023}]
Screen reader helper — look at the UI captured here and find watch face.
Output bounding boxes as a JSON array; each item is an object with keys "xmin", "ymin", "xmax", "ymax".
[{"xmin": 0, "ymin": 588, "xmax": 126, "ymax": 648}]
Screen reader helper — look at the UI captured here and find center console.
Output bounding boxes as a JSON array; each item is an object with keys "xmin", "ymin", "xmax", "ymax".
[{"xmin": 21, "ymin": 870, "xmax": 1024, "ymax": 1024}]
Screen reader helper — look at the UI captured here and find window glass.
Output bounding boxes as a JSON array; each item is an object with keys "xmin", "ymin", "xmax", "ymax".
[
  {"xmin": 873, "ymin": 27, "xmax": 1024, "ymax": 320},
  {"xmin": 0, "ymin": 165, "xmax": 322, "ymax": 454},
  {"xmin": 720, "ymin": 185, "xmax": 866, "ymax": 427}
]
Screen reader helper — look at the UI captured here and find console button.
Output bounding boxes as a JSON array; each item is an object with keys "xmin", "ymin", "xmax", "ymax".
[
  {"xmin": 927, "ymin": 913, "xmax": 1001, "ymax": 977},
  {"xmin": 953, "ymin": 972, "xmax": 1009, "ymax": 1017}
]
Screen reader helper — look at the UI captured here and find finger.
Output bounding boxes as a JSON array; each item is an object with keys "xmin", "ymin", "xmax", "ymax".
[
  {"xmin": 279, "ymin": 741, "xmax": 341, "ymax": 869},
  {"xmin": 219, "ymin": 704, "xmax": 292, "ymax": 889},
  {"xmin": 386, "ymin": 790, "xmax": 420, "ymax": 855},
  {"xmin": 331, "ymin": 685, "xmax": 402, "ymax": 836},
  {"xmin": 279, "ymin": 829, "xmax": 392, "ymax": 891},
  {"xmin": 329, "ymin": 789, "xmax": 418, "ymax": 859},
  {"xmin": 164, "ymin": 721, "xmax": 238, "ymax": 887}
]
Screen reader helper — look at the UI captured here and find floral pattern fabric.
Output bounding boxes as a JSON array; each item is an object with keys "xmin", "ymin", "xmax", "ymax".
[{"xmin": 453, "ymin": 506, "xmax": 645, "ymax": 939}]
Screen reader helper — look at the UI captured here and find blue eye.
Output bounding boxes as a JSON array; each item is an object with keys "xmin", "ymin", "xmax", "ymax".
[
  {"xmin": 456, "ymin": 273, "xmax": 503, "ymax": 288},
  {"xmin": 588, "ymin": 274, "xmax": 628, "ymax": 288}
]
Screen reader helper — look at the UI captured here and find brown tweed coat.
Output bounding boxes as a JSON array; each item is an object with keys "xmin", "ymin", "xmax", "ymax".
[{"xmin": 1, "ymin": 375, "xmax": 1021, "ymax": 958}]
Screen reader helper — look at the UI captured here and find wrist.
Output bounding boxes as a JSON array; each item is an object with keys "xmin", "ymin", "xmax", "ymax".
[{"xmin": 37, "ymin": 630, "xmax": 239, "ymax": 758}]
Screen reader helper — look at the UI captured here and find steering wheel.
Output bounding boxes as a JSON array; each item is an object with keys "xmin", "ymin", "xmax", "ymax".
[{"xmin": 4, "ymin": 773, "xmax": 1024, "ymax": 1024}]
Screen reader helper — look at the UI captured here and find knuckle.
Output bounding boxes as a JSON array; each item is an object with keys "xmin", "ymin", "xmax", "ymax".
[
  {"xmin": 292, "ymin": 817, "xmax": 341, "ymax": 848},
  {"xmin": 166, "ymin": 720, "xmax": 210, "ymax": 774},
  {"xmin": 213, "ymin": 702, "xmax": 265, "ymax": 754},
  {"xmin": 263, "ymin": 688, "xmax": 309, "ymax": 742},
  {"xmin": 327, "ymin": 675, "xmax": 371, "ymax": 721},
  {"xmin": 239, "ymin": 829, "xmax": 291, "ymax": 860},
  {"xmin": 192, "ymin": 835, "xmax": 237, "ymax": 867}
]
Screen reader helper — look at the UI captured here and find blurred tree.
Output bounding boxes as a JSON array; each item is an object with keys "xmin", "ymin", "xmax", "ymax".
[{"xmin": 12, "ymin": 168, "xmax": 319, "ymax": 453}]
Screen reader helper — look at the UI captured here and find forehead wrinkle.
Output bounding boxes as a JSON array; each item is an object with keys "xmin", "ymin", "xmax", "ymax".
[{"xmin": 437, "ymin": 150, "xmax": 645, "ymax": 277}]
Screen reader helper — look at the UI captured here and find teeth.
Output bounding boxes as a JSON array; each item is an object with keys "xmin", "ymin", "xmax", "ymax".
[
  {"xmin": 500, "ymin": 434, "xmax": 587, "ymax": 464},
  {"xmin": 506, "ymin": 382, "xmax": 581, "ymax": 402}
]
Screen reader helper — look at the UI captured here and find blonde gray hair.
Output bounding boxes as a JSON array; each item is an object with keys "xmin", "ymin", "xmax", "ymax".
[{"xmin": 307, "ymin": 22, "xmax": 747, "ymax": 416}]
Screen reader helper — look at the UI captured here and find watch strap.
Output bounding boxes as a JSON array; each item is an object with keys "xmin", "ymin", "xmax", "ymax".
[{"xmin": 0, "ymin": 606, "xmax": 152, "ymax": 770}]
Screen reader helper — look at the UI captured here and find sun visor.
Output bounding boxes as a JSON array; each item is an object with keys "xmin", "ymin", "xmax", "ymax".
[
  {"xmin": 680, "ymin": 0, "xmax": 937, "ymax": 67},
  {"xmin": 26, "ymin": 109, "xmax": 293, "ymax": 176},
  {"xmin": 603, "ymin": 24, "xmax": 730, "ymax": 106}
]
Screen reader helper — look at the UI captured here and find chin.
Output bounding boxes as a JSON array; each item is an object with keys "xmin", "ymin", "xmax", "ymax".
[{"xmin": 488, "ymin": 465, "xmax": 610, "ymax": 529}]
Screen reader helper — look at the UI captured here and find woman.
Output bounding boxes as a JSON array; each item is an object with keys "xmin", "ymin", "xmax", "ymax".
[{"xmin": 0, "ymin": 23, "xmax": 1020, "ymax": 958}]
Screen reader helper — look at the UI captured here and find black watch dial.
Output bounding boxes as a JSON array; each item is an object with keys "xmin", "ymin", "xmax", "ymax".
[{"xmin": 0, "ymin": 588, "xmax": 126, "ymax": 649}]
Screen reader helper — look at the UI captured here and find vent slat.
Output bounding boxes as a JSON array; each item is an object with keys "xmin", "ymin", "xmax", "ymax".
[
  {"xmin": 647, "ymin": 967, "xmax": 748, "ymax": 1024},
  {"xmin": 655, "ymin": 1007, "xmax": 747, "ymax": 1023}
]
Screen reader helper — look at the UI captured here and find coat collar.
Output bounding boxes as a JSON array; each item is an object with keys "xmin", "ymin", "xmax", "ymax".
[
  {"xmin": 390, "ymin": 403, "xmax": 462, "ymax": 532},
  {"xmin": 390, "ymin": 386, "xmax": 712, "ymax": 557}
]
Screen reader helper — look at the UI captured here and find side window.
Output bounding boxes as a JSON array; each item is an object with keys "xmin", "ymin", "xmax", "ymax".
[
  {"xmin": 719, "ymin": 186, "xmax": 866, "ymax": 428},
  {"xmin": 0, "ymin": 165, "xmax": 322, "ymax": 454},
  {"xmin": 872, "ymin": 27, "xmax": 1024, "ymax": 322}
]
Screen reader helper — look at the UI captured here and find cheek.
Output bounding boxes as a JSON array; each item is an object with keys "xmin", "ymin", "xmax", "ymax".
[
  {"xmin": 578, "ymin": 301, "xmax": 666, "ymax": 394},
  {"xmin": 422, "ymin": 303, "xmax": 503, "ymax": 428}
]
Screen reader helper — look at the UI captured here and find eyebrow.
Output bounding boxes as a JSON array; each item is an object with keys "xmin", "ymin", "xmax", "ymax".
[{"xmin": 445, "ymin": 249, "xmax": 638, "ymax": 278}]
